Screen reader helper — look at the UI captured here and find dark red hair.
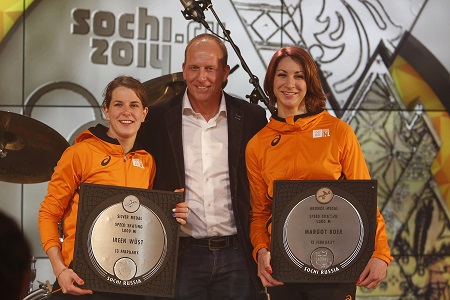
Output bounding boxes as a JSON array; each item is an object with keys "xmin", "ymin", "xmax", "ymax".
[{"xmin": 264, "ymin": 46, "xmax": 326, "ymax": 113}]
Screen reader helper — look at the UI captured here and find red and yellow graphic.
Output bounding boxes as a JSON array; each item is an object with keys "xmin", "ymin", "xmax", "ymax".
[
  {"xmin": 0, "ymin": 0, "xmax": 34, "ymax": 42},
  {"xmin": 390, "ymin": 56, "xmax": 450, "ymax": 206}
]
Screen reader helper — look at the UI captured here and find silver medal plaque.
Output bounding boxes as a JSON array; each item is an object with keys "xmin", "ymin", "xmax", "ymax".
[
  {"xmin": 73, "ymin": 183, "xmax": 181, "ymax": 297},
  {"xmin": 270, "ymin": 180, "xmax": 377, "ymax": 283}
]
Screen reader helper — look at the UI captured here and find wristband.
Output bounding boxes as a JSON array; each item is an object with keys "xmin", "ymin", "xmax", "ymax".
[{"xmin": 57, "ymin": 268, "xmax": 68, "ymax": 279}]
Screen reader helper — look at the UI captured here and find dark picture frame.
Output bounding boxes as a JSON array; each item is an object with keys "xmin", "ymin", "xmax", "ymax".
[
  {"xmin": 73, "ymin": 183, "xmax": 181, "ymax": 297},
  {"xmin": 270, "ymin": 180, "xmax": 377, "ymax": 283}
]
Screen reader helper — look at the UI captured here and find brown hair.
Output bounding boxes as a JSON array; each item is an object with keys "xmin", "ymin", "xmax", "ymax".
[
  {"xmin": 185, "ymin": 33, "xmax": 228, "ymax": 68},
  {"xmin": 264, "ymin": 46, "xmax": 326, "ymax": 113},
  {"xmin": 102, "ymin": 76, "xmax": 149, "ymax": 108}
]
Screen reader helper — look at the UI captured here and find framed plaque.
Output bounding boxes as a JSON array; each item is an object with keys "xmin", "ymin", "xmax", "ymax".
[
  {"xmin": 270, "ymin": 180, "xmax": 377, "ymax": 283},
  {"xmin": 72, "ymin": 183, "xmax": 182, "ymax": 297}
]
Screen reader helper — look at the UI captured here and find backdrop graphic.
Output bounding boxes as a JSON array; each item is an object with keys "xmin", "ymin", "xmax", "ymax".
[{"xmin": 1, "ymin": 0, "xmax": 449, "ymax": 299}]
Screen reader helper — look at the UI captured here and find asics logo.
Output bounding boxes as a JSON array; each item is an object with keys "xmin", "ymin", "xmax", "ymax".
[
  {"xmin": 271, "ymin": 134, "xmax": 281, "ymax": 146},
  {"xmin": 101, "ymin": 155, "xmax": 111, "ymax": 166}
]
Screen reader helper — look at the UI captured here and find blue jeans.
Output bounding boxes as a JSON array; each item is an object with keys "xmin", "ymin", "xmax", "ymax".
[{"xmin": 172, "ymin": 240, "xmax": 255, "ymax": 300}]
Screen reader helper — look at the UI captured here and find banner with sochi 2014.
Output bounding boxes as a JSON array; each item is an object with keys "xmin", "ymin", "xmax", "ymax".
[{"xmin": 0, "ymin": 0, "xmax": 267, "ymax": 144}]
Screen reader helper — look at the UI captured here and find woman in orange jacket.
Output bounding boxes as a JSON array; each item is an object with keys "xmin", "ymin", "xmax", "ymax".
[
  {"xmin": 38, "ymin": 76, "xmax": 188, "ymax": 299},
  {"xmin": 246, "ymin": 47, "xmax": 393, "ymax": 300}
]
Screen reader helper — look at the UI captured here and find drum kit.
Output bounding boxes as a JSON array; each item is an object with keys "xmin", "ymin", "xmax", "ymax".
[
  {"xmin": 0, "ymin": 73, "xmax": 186, "ymax": 299},
  {"xmin": 23, "ymin": 258, "xmax": 52, "ymax": 300}
]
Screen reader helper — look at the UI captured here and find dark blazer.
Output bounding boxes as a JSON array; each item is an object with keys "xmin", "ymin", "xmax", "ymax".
[{"xmin": 137, "ymin": 91, "xmax": 267, "ymax": 294}]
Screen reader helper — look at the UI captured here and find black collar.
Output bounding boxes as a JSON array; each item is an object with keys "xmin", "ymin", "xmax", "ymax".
[{"xmin": 272, "ymin": 108, "xmax": 324, "ymax": 122}]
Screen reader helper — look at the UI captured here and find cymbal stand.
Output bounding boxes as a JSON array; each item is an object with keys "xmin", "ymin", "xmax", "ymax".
[
  {"xmin": 29, "ymin": 257, "xmax": 37, "ymax": 294},
  {"xmin": 0, "ymin": 132, "xmax": 7, "ymax": 158}
]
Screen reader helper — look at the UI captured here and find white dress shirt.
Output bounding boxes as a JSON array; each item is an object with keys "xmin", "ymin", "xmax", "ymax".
[{"xmin": 180, "ymin": 91, "xmax": 237, "ymax": 238}]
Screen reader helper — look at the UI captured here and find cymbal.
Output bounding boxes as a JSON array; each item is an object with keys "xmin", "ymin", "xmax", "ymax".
[
  {"xmin": 0, "ymin": 111, "xmax": 70, "ymax": 184},
  {"xmin": 143, "ymin": 72, "xmax": 186, "ymax": 104}
]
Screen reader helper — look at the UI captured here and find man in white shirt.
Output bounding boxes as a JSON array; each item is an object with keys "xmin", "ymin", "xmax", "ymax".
[{"xmin": 137, "ymin": 33, "xmax": 267, "ymax": 300}]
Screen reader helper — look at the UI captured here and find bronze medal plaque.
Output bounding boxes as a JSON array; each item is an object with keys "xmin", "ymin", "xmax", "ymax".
[
  {"xmin": 270, "ymin": 180, "xmax": 377, "ymax": 283},
  {"xmin": 73, "ymin": 183, "xmax": 181, "ymax": 297}
]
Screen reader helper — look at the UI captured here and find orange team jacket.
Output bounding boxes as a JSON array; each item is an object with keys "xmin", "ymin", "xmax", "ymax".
[
  {"xmin": 246, "ymin": 110, "xmax": 393, "ymax": 265},
  {"xmin": 38, "ymin": 124, "xmax": 155, "ymax": 267}
]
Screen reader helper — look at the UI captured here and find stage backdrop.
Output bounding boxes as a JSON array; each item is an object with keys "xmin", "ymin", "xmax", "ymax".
[{"xmin": 1, "ymin": 0, "xmax": 449, "ymax": 299}]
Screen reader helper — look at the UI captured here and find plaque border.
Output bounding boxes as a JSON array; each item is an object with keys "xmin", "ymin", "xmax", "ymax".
[
  {"xmin": 270, "ymin": 180, "xmax": 377, "ymax": 283},
  {"xmin": 73, "ymin": 182, "xmax": 181, "ymax": 297}
]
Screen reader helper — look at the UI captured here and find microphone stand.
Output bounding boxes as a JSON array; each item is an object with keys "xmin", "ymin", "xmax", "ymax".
[{"xmin": 198, "ymin": 1, "xmax": 274, "ymax": 114}]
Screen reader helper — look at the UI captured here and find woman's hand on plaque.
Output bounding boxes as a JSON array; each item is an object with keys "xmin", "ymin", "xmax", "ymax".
[
  {"xmin": 257, "ymin": 248, "xmax": 284, "ymax": 287},
  {"xmin": 57, "ymin": 268, "xmax": 93, "ymax": 295}
]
